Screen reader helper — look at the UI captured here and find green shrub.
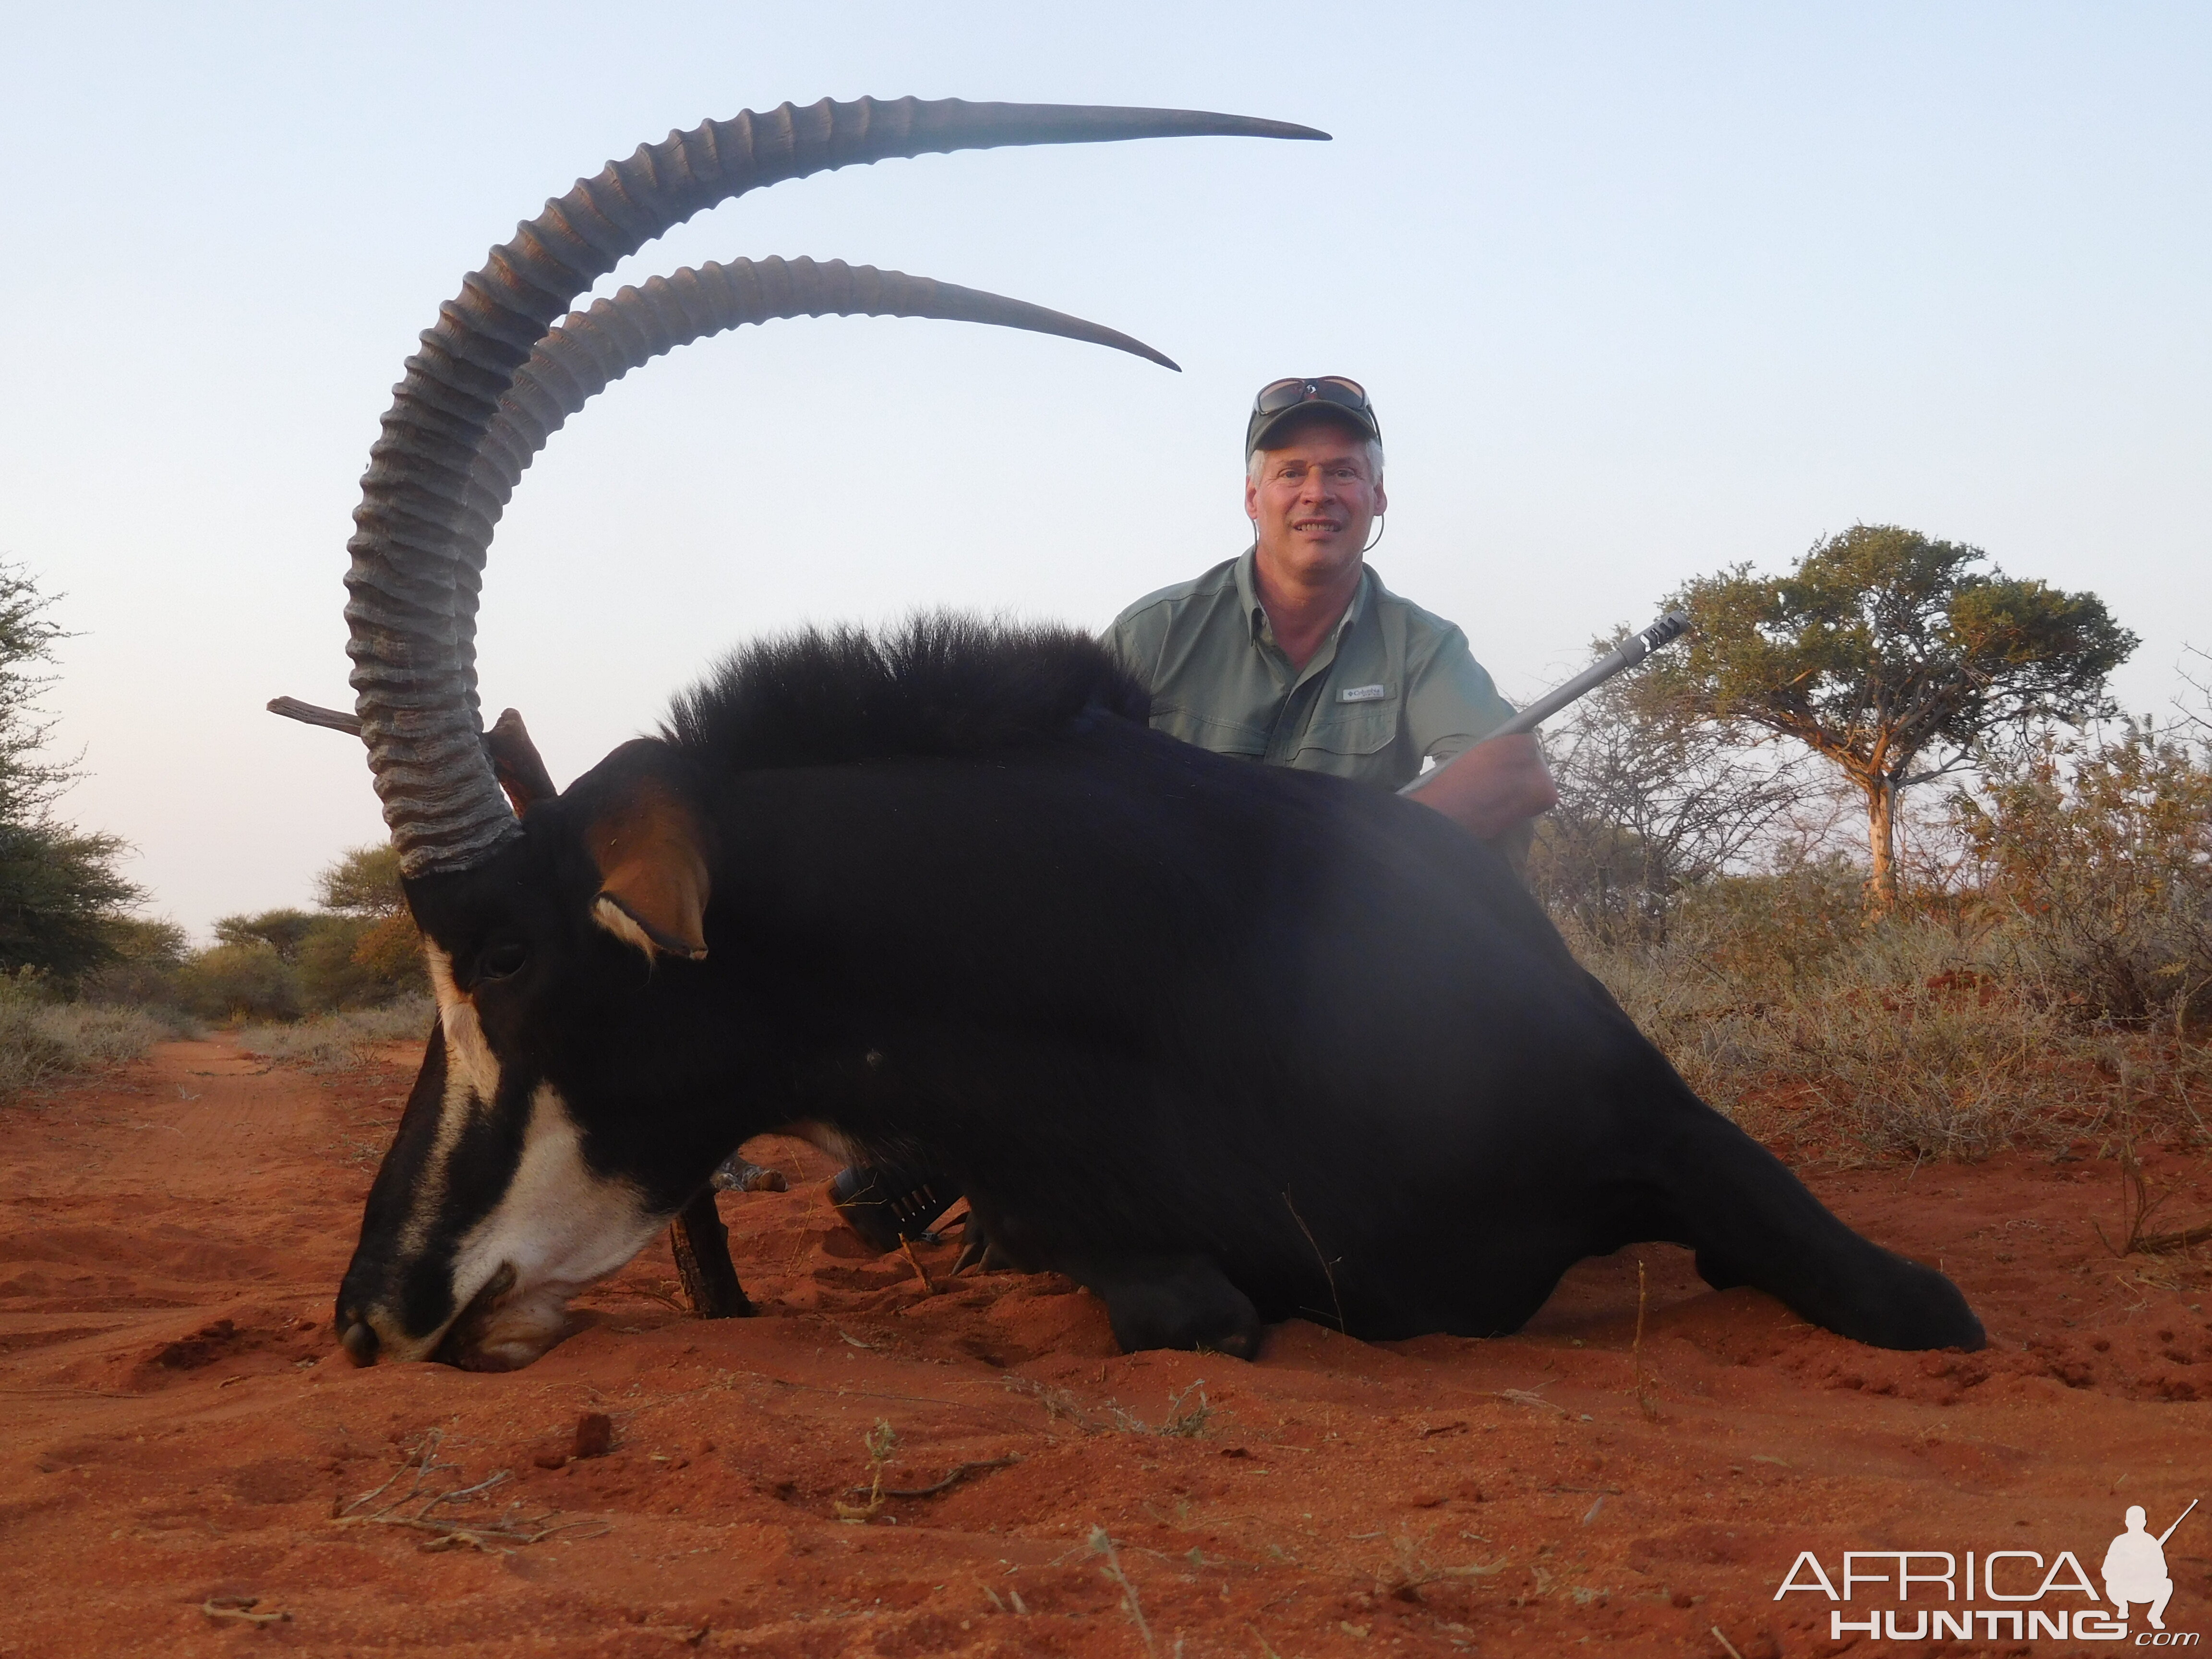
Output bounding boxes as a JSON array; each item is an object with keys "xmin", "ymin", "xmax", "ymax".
[
  {"xmin": 172, "ymin": 940, "xmax": 302, "ymax": 1022},
  {"xmin": 1953, "ymin": 725, "xmax": 2212, "ymax": 1027},
  {"xmin": 296, "ymin": 916, "xmax": 390, "ymax": 1011},
  {"xmin": 183, "ymin": 848, "xmax": 426, "ymax": 1022},
  {"xmin": 213, "ymin": 908, "xmax": 319, "ymax": 961},
  {"xmin": 77, "ymin": 915, "xmax": 190, "ymax": 1008}
]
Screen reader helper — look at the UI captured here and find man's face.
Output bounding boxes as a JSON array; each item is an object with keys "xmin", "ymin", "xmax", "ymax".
[{"xmin": 1245, "ymin": 420, "xmax": 1386, "ymax": 587}]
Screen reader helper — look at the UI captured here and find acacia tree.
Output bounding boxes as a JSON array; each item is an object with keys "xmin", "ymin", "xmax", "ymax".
[
  {"xmin": 316, "ymin": 843, "xmax": 423, "ymax": 990},
  {"xmin": 0, "ymin": 564, "xmax": 145, "ymax": 978},
  {"xmin": 1647, "ymin": 526, "xmax": 2135, "ymax": 909}
]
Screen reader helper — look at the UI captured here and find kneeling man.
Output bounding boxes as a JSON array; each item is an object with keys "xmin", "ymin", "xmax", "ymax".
[{"xmin": 1104, "ymin": 375, "xmax": 1555, "ymax": 845}]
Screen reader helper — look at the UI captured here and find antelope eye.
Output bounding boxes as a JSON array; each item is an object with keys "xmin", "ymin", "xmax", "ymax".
[{"xmin": 480, "ymin": 941, "xmax": 528, "ymax": 981}]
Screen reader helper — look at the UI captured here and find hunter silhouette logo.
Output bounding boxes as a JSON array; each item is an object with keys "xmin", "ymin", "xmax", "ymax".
[
  {"xmin": 2106, "ymin": 1501, "xmax": 2197, "ymax": 1632},
  {"xmin": 1775, "ymin": 1499, "xmax": 2201, "ymax": 1645}
]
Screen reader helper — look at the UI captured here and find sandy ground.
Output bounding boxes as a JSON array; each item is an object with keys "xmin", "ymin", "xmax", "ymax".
[{"xmin": 0, "ymin": 1038, "xmax": 2208, "ymax": 1659}]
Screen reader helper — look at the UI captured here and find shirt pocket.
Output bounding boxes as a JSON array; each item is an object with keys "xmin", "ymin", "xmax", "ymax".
[
  {"xmin": 1296, "ymin": 703, "xmax": 1397, "ymax": 760},
  {"xmin": 1149, "ymin": 703, "xmax": 1268, "ymax": 759}
]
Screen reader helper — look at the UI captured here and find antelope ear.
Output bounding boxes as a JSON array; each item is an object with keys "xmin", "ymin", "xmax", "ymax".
[
  {"xmin": 483, "ymin": 708, "xmax": 558, "ymax": 816},
  {"xmin": 585, "ymin": 780, "xmax": 711, "ymax": 962}
]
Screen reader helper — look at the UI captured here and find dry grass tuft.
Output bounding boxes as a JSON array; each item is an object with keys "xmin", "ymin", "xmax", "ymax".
[
  {"xmin": 0, "ymin": 979, "xmax": 182, "ymax": 1100},
  {"xmin": 1571, "ymin": 882, "xmax": 2211, "ymax": 1163},
  {"xmin": 238, "ymin": 996, "xmax": 433, "ymax": 1072},
  {"xmin": 1004, "ymin": 1375, "xmax": 1221, "ymax": 1438}
]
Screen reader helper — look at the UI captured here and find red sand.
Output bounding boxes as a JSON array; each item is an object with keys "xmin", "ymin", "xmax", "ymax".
[{"xmin": 1, "ymin": 1038, "xmax": 2208, "ymax": 1657}]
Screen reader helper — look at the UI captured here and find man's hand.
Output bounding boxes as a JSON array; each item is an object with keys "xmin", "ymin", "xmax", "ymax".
[{"xmin": 1407, "ymin": 732, "xmax": 1559, "ymax": 842}]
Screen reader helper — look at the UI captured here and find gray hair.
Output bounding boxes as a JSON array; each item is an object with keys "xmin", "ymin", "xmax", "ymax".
[{"xmin": 1248, "ymin": 436, "xmax": 1385, "ymax": 486}]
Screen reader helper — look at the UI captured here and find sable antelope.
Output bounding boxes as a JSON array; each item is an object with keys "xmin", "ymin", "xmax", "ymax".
[{"xmin": 306, "ymin": 96, "xmax": 1984, "ymax": 1371}]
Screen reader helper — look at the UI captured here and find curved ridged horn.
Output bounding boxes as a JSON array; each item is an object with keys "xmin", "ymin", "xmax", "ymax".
[
  {"xmin": 346, "ymin": 97, "xmax": 1328, "ymax": 876},
  {"xmin": 446, "ymin": 256, "xmax": 1179, "ymax": 723}
]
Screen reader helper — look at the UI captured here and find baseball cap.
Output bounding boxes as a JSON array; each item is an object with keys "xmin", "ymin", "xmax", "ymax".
[{"xmin": 1245, "ymin": 375, "xmax": 1381, "ymax": 455}]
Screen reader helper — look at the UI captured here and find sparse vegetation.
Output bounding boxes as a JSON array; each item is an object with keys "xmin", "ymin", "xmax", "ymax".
[
  {"xmin": 833, "ymin": 1420, "xmax": 902, "ymax": 1522},
  {"xmin": 236, "ymin": 997, "xmax": 434, "ymax": 1071},
  {"xmin": 0, "ymin": 970, "xmax": 187, "ymax": 1098},
  {"xmin": 1529, "ymin": 533, "xmax": 2203, "ymax": 1165},
  {"xmin": 1004, "ymin": 1375, "xmax": 1223, "ymax": 1438},
  {"xmin": 1566, "ymin": 840, "xmax": 2210, "ymax": 1164}
]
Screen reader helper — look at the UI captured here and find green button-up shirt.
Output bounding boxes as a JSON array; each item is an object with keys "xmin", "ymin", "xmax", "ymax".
[{"xmin": 1103, "ymin": 550, "xmax": 1515, "ymax": 791}]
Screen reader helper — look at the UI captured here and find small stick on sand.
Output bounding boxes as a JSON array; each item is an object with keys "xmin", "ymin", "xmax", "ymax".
[
  {"xmin": 1493, "ymin": 1387, "xmax": 1567, "ymax": 1415},
  {"xmin": 901, "ymin": 1237, "xmax": 936, "ymax": 1294},
  {"xmin": 1709, "ymin": 1625, "xmax": 1745, "ymax": 1659},
  {"xmin": 2135, "ymin": 1221, "xmax": 2212, "ymax": 1255},
  {"xmin": 202, "ymin": 1597, "xmax": 289, "ymax": 1626},
  {"xmin": 847, "ymin": 1453, "xmax": 1021, "ymax": 1500}
]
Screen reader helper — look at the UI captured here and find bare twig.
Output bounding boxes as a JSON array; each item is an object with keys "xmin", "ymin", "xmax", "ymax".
[
  {"xmin": 2095, "ymin": 1106, "xmax": 2185, "ymax": 1257},
  {"xmin": 1004, "ymin": 1375, "xmax": 1110, "ymax": 1431},
  {"xmin": 845, "ymin": 1454, "xmax": 1021, "ymax": 1500},
  {"xmin": 1710, "ymin": 1625, "xmax": 1746, "ymax": 1659},
  {"xmin": 1494, "ymin": 1387, "xmax": 1568, "ymax": 1415},
  {"xmin": 2134, "ymin": 1222, "xmax": 2212, "ymax": 1255},
  {"xmin": 1283, "ymin": 1189, "xmax": 1345, "ymax": 1333},
  {"xmin": 330, "ymin": 1430, "xmax": 601, "ymax": 1553},
  {"xmin": 901, "ymin": 1237, "xmax": 936, "ymax": 1294},
  {"xmin": 202, "ymin": 1597, "xmax": 289, "ymax": 1626},
  {"xmin": 1002, "ymin": 1375, "xmax": 1218, "ymax": 1438},
  {"xmin": 1088, "ymin": 1526, "xmax": 1157, "ymax": 1657}
]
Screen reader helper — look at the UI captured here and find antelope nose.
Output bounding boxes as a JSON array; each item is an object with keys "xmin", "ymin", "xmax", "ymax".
[{"xmin": 339, "ymin": 1317, "xmax": 381, "ymax": 1367}]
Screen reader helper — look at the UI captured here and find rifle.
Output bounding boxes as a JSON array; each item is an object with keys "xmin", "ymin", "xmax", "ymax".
[
  {"xmin": 1398, "ymin": 610, "xmax": 1690, "ymax": 799},
  {"xmin": 2158, "ymin": 1498, "xmax": 2199, "ymax": 1546}
]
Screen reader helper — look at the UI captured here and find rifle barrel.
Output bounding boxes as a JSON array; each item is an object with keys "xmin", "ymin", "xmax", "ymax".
[
  {"xmin": 1399, "ymin": 610, "xmax": 1689, "ymax": 798},
  {"xmin": 2157, "ymin": 1497, "xmax": 2199, "ymax": 1545}
]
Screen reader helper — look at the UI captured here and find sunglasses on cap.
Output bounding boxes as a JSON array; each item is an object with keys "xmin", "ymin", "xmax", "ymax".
[
  {"xmin": 1252, "ymin": 375, "xmax": 1371, "ymax": 419},
  {"xmin": 1247, "ymin": 376, "xmax": 1380, "ymax": 455}
]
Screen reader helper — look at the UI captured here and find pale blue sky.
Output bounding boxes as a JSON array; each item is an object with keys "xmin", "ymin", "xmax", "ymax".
[{"xmin": 4, "ymin": 2, "xmax": 2206, "ymax": 934}]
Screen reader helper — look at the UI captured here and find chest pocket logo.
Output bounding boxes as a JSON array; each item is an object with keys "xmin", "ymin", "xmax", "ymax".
[{"xmin": 1338, "ymin": 684, "xmax": 1388, "ymax": 703}]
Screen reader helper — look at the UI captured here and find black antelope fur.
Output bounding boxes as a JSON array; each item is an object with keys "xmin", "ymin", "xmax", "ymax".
[{"xmin": 344, "ymin": 615, "xmax": 1984, "ymax": 1365}]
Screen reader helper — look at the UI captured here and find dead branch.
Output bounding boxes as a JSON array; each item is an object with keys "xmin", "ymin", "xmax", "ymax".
[
  {"xmin": 331, "ymin": 1429, "xmax": 605, "ymax": 1553},
  {"xmin": 845, "ymin": 1453, "xmax": 1021, "ymax": 1500}
]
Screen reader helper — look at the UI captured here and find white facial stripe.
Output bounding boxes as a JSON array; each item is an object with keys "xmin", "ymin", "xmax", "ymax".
[
  {"xmin": 389, "ymin": 944, "xmax": 504, "ymax": 1272},
  {"xmin": 426, "ymin": 944, "xmax": 501, "ymax": 1101},
  {"xmin": 440, "ymin": 1082, "xmax": 662, "ymax": 1369},
  {"xmin": 591, "ymin": 894, "xmax": 661, "ymax": 962},
  {"xmin": 391, "ymin": 1036, "xmax": 483, "ymax": 1266}
]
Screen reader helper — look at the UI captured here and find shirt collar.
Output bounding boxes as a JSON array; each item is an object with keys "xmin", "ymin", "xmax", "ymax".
[{"xmin": 1234, "ymin": 546, "xmax": 1372, "ymax": 648}]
